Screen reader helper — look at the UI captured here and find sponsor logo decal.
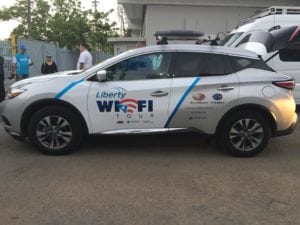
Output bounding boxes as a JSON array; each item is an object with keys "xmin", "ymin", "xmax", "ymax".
[
  {"xmin": 192, "ymin": 93, "xmax": 205, "ymax": 101},
  {"xmin": 212, "ymin": 93, "xmax": 223, "ymax": 101}
]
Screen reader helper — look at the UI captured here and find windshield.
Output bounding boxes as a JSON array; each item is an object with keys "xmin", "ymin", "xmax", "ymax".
[{"xmin": 219, "ymin": 32, "xmax": 244, "ymax": 47}]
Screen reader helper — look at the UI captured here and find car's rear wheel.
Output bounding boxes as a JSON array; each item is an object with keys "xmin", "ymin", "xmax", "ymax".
[
  {"xmin": 28, "ymin": 106, "xmax": 83, "ymax": 155},
  {"xmin": 220, "ymin": 110, "xmax": 271, "ymax": 157}
]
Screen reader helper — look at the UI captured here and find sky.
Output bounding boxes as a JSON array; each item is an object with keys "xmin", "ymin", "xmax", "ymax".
[{"xmin": 0, "ymin": 0, "xmax": 118, "ymax": 40}]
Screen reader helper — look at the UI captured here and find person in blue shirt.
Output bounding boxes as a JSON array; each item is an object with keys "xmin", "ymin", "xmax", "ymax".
[{"xmin": 11, "ymin": 44, "xmax": 33, "ymax": 81}]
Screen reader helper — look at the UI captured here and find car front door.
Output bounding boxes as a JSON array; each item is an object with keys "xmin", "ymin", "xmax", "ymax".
[
  {"xmin": 166, "ymin": 52, "xmax": 240, "ymax": 134},
  {"xmin": 87, "ymin": 52, "xmax": 172, "ymax": 133}
]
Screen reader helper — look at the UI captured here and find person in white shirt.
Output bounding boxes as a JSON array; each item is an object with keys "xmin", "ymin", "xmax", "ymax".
[{"xmin": 77, "ymin": 43, "xmax": 93, "ymax": 70}]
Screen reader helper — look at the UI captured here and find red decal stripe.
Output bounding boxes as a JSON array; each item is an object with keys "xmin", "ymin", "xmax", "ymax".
[
  {"xmin": 127, "ymin": 104, "xmax": 137, "ymax": 109},
  {"xmin": 120, "ymin": 99, "xmax": 138, "ymax": 104}
]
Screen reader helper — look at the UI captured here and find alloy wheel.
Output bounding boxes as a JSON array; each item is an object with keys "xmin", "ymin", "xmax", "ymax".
[
  {"xmin": 36, "ymin": 116, "xmax": 72, "ymax": 150},
  {"xmin": 229, "ymin": 118, "xmax": 264, "ymax": 151}
]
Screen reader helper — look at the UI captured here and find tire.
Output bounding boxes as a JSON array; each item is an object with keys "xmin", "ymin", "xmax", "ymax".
[
  {"xmin": 219, "ymin": 110, "xmax": 271, "ymax": 157},
  {"xmin": 28, "ymin": 106, "xmax": 84, "ymax": 155}
]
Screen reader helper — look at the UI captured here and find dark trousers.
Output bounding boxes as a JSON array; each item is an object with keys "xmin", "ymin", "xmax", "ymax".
[{"xmin": 0, "ymin": 80, "xmax": 4, "ymax": 102}]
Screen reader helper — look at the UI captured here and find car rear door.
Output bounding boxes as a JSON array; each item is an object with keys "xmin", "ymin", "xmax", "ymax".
[
  {"xmin": 87, "ymin": 52, "xmax": 172, "ymax": 133},
  {"xmin": 166, "ymin": 52, "xmax": 240, "ymax": 134}
]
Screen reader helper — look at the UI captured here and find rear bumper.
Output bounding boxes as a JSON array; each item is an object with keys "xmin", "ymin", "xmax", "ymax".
[{"xmin": 274, "ymin": 112, "xmax": 298, "ymax": 137}]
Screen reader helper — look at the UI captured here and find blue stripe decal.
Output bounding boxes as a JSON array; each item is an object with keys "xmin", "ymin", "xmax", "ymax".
[
  {"xmin": 55, "ymin": 79, "xmax": 84, "ymax": 100},
  {"xmin": 164, "ymin": 77, "xmax": 201, "ymax": 128}
]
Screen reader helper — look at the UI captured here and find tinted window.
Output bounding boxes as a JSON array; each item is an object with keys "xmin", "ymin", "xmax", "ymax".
[
  {"xmin": 106, "ymin": 53, "xmax": 171, "ymax": 81},
  {"xmin": 172, "ymin": 52, "xmax": 231, "ymax": 77},
  {"xmin": 229, "ymin": 56, "xmax": 274, "ymax": 72},
  {"xmin": 279, "ymin": 49, "xmax": 300, "ymax": 62}
]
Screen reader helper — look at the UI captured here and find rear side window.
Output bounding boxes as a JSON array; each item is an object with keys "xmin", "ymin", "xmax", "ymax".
[
  {"xmin": 172, "ymin": 52, "xmax": 232, "ymax": 77},
  {"xmin": 279, "ymin": 49, "xmax": 300, "ymax": 62},
  {"xmin": 229, "ymin": 56, "xmax": 274, "ymax": 72}
]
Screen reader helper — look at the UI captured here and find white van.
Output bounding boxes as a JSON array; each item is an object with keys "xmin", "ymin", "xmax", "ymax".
[{"xmin": 220, "ymin": 6, "xmax": 300, "ymax": 104}]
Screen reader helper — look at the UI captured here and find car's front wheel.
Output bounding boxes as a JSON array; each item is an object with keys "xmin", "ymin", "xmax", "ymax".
[
  {"xmin": 220, "ymin": 110, "xmax": 271, "ymax": 157},
  {"xmin": 28, "ymin": 106, "xmax": 84, "ymax": 155}
]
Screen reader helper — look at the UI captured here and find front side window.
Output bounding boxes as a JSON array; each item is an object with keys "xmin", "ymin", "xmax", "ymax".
[
  {"xmin": 105, "ymin": 53, "xmax": 171, "ymax": 81},
  {"xmin": 229, "ymin": 56, "xmax": 274, "ymax": 72},
  {"xmin": 172, "ymin": 52, "xmax": 231, "ymax": 77}
]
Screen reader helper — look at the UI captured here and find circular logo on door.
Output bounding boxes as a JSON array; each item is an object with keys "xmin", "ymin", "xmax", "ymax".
[
  {"xmin": 193, "ymin": 93, "xmax": 206, "ymax": 101},
  {"xmin": 212, "ymin": 93, "xmax": 223, "ymax": 101}
]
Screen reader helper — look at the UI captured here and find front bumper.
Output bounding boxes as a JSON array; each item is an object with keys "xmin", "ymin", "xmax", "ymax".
[{"xmin": 0, "ymin": 100, "xmax": 23, "ymax": 137}]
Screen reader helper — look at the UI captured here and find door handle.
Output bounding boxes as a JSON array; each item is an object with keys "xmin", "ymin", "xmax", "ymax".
[
  {"xmin": 151, "ymin": 91, "xmax": 168, "ymax": 97},
  {"xmin": 217, "ymin": 86, "xmax": 235, "ymax": 91}
]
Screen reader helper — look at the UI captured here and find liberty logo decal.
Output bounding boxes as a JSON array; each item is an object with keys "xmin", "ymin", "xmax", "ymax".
[
  {"xmin": 96, "ymin": 87, "xmax": 127, "ymax": 99},
  {"xmin": 96, "ymin": 87, "xmax": 154, "ymax": 123},
  {"xmin": 97, "ymin": 99, "xmax": 153, "ymax": 113}
]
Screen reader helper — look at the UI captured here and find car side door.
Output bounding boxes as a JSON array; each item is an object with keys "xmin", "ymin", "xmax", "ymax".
[
  {"xmin": 166, "ymin": 52, "xmax": 240, "ymax": 134},
  {"xmin": 87, "ymin": 52, "xmax": 172, "ymax": 133}
]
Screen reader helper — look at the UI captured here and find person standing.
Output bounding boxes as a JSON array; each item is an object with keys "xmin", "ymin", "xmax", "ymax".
[
  {"xmin": 0, "ymin": 55, "xmax": 5, "ymax": 102},
  {"xmin": 41, "ymin": 55, "xmax": 58, "ymax": 74},
  {"xmin": 11, "ymin": 44, "xmax": 33, "ymax": 81},
  {"xmin": 77, "ymin": 43, "xmax": 93, "ymax": 70}
]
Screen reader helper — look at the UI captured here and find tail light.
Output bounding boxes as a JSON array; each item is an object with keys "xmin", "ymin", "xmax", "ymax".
[{"xmin": 272, "ymin": 79, "xmax": 295, "ymax": 90}]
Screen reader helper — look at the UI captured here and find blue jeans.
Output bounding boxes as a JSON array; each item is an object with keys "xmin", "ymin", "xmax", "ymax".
[{"xmin": 16, "ymin": 74, "xmax": 29, "ymax": 81}]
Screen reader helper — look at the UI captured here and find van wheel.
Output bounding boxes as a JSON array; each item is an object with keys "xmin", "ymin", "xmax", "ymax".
[
  {"xmin": 28, "ymin": 106, "xmax": 83, "ymax": 155},
  {"xmin": 220, "ymin": 110, "xmax": 271, "ymax": 157}
]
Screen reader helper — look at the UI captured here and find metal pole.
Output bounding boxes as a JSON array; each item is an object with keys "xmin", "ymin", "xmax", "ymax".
[{"xmin": 27, "ymin": 0, "xmax": 32, "ymax": 38}]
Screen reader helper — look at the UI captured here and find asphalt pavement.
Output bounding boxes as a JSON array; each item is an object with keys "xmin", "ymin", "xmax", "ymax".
[{"xmin": 0, "ymin": 112, "xmax": 299, "ymax": 225}]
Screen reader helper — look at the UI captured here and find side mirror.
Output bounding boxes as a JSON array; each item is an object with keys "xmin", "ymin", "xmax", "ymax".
[{"xmin": 96, "ymin": 70, "xmax": 107, "ymax": 82}]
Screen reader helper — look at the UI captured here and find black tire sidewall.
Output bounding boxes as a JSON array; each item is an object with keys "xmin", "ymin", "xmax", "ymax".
[
  {"xmin": 28, "ymin": 106, "xmax": 83, "ymax": 155},
  {"xmin": 221, "ymin": 110, "xmax": 271, "ymax": 157}
]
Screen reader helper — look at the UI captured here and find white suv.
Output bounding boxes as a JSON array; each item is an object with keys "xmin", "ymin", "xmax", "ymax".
[{"xmin": 0, "ymin": 44, "xmax": 297, "ymax": 157}]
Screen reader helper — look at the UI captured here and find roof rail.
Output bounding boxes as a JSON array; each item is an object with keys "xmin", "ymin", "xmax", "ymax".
[{"xmin": 154, "ymin": 30, "xmax": 204, "ymax": 45}]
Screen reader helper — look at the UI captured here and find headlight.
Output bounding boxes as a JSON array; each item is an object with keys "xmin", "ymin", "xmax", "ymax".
[{"xmin": 6, "ymin": 83, "xmax": 31, "ymax": 99}]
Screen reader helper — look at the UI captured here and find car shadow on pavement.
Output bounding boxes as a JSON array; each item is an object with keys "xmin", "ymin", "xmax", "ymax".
[{"xmin": 79, "ymin": 132, "xmax": 224, "ymax": 157}]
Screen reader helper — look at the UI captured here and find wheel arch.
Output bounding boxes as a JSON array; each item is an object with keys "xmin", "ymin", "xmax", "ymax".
[
  {"xmin": 21, "ymin": 99, "xmax": 89, "ymax": 137},
  {"xmin": 216, "ymin": 104, "xmax": 277, "ymax": 137}
]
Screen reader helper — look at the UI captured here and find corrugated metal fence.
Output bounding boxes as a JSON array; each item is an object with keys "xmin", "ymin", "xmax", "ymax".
[{"xmin": 0, "ymin": 38, "xmax": 112, "ymax": 80}]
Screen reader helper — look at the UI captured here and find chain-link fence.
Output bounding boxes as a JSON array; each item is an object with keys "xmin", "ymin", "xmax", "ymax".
[{"xmin": 0, "ymin": 38, "xmax": 112, "ymax": 82}]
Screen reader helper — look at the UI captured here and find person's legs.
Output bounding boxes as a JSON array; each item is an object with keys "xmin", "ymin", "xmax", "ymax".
[
  {"xmin": 16, "ymin": 74, "xmax": 29, "ymax": 81},
  {"xmin": 16, "ymin": 75, "xmax": 22, "ymax": 81},
  {"xmin": 0, "ymin": 80, "xmax": 4, "ymax": 102}
]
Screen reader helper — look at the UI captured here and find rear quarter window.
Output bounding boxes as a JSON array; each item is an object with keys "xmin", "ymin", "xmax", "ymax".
[
  {"xmin": 172, "ymin": 52, "xmax": 232, "ymax": 77},
  {"xmin": 229, "ymin": 56, "xmax": 275, "ymax": 72}
]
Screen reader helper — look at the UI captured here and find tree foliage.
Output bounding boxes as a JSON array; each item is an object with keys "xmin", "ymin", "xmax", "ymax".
[{"xmin": 0, "ymin": 0, "xmax": 118, "ymax": 51}]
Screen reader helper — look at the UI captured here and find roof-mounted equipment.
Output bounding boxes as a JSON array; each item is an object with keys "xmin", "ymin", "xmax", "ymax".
[{"xmin": 154, "ymin": 30, "xmax": 204, "ymax": 45}]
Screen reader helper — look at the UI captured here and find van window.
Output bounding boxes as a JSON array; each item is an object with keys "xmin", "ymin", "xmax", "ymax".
[
  {"xmin": 219, "ymin": 32, "xmax": 243, "ymax": 47},
  {"xmin": 236, "ymin": 34, "xmax": 251, "ymax": 47},
  {"xmin": 229, "ymin": 56, "xmax": 274, "ymax": 72},
  {"xmin": 279, "ymin": 49, "xmax": 300, "ymax": 62},
  {"xmin": 172, "ymin": 52, "xmax": 232, "ymax": 77}
]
